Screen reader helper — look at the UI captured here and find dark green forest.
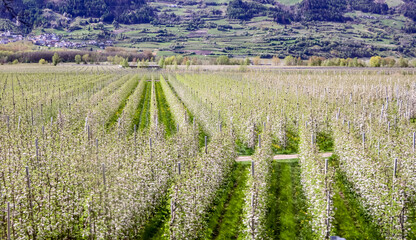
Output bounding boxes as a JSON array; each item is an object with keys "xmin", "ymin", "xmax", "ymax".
[
  {"xmin": 0, "ymin": 0, "xmax": 154, "ymax": 26},
  {"xmin": 227, "ymin": 0, "xmax": 392, "ymax": 23},
  {"xmin": 1, "ymin": 0, "xmax": 416, "ymax": 29}
]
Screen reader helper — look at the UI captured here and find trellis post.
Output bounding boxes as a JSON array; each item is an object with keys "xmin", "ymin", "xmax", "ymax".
[
  {"xmin": 205, "ymin": 136, "xmax": 208, "ymax": 154},
  {"xmin": 258, "ymin": 134, "xmax": 261, "ymax": 148},
  {"xmin": 251, "ymin": 161, "xmax": 255, "ymax": 176}
]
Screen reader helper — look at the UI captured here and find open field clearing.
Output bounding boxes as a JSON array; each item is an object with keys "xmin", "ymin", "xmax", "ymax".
[{"xmin": 0, "ymin": 65, "xmax": 415, "ymax": 239}]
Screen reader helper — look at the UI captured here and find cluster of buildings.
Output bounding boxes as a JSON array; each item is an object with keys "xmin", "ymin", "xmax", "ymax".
[
  {"xmin": 0, "ymin": 31, "xmax": 24, "ymax": 44},
  {"xmin": 0, "ymin": 31, "xmax": 114, "ymax": 49},
  {"xmin": 28, "ymin": 33, "xmax": 88, "ymax": 48},
  {"xmin": 27, "ymin": 33, "xmax": 114, "ymax": 49}
]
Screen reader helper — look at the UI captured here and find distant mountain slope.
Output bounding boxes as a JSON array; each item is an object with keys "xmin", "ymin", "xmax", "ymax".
[
  {"xmin": 276, "ymin": 0, "xmax": 402, "ymax": 6},
  {"xmin": 1, "ymin": 0, "xmax": 414, "ymax": 28},
  {"xmin": 226, "ymin": 0, "xmax": 392, "ymax": 23},
  {"xmin": 0, "ymin": 0, "xmax": 154, "ymax": 27},
  {"xmin": 1, "ymin": 0, "xmax": 416, "ymax": 58}
]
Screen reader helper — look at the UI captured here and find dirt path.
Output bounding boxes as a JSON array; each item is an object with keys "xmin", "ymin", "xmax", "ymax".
[{"xmin": 236, "ymin": 152, "xmax": 333, "ymax": 162}]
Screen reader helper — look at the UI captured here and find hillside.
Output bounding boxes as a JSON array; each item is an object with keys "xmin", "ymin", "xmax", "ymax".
[{"xmin": 1, "ymin": 0, "xmax": 416, "ymax": 58}]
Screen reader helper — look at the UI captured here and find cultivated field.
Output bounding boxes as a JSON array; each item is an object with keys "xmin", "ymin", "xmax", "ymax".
[{"xmin": 0, "ymin": 65, "xmax": 415, "ymax": 239}]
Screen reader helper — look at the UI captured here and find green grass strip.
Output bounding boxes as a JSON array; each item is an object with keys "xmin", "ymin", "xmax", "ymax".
[
  {"xmin": 206, "ymin": 163, "xmax": 249, "ymax": 240},
  {"xmin": 140, "ymin": 81, "xmax": 152, "ymax": 131},
  {"xmin": 266, "ymin": 161, "xmax": 313, "ymax": 239},
  {"xmin": 131, "ymin": 79, "xmax": 148, "ymax": 131},
  {"xmin": 155, "ymin": 81, "xmax": 176, "ymax": 137},
  {"xmin": 268, "ymin": 162, "xmax": 296, "ymax": 239},
  {"xmin": 132, "ymin": 80, "xmax": 151, "ymax": 131},
  {"xmin": 330, "ymin": 155, "xmax": 382, "ymax": 239}
]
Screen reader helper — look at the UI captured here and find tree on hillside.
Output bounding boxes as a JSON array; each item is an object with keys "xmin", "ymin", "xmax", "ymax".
[
  {"xmin": 299, "ymin": 0, "xmax": 347, "ymax": 22},
  {"xmin": 270, "ymin": 6, "xmax": 293, "ymax": 24},
  {"xmin": 112, "ymin": 20, "xmax": 120, "ymax": 29},
  {"xmin": 0, "ymin": 0, "xmax": 32, "ymax": 28},
  {"xmin": 227, "ymin": 0, "xmax": 265, "ymax": 21}
]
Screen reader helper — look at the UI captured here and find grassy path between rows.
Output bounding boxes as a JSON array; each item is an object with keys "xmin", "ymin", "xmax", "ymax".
[
  {"xmin": 135, "ymin": 81, "xmax": 179, "ymax": 239},
  {"xmin": 134, "ymin": 76, "xmax": 211, "ymax": 240},
  {"xmin": 155, "ymin": 81, "xmax": 176, "ymax": 137},
  {"xmin": 151, "ymin": 77, "xmax": 386, "ymax": 239},
  {"xmin": 208, "ymin": 161, "xmax": 313, "ymax": 240},
  {"xmin": 136, "ymin": 77, "xmax": 206, "ymax": 240},
  {"xmin": 132, "ymin": 80, "xmax": 151, "ymax": 131},
  {"xmin": 209, "ymin": 158, "xmax": 382, "ymax": 240},
  {"xmin": 208, "ymin": 163, "xmax": 249, "ymax": 240},
  {"xmin": 266, "ymin": 161, "xmax": 313, "ymax": 239}
]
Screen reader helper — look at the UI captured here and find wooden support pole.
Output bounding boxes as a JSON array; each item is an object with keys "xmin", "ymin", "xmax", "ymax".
[
  {"xmin": 362, "ymin": 132, "xmax": 365, "ymax": 150},
  {"xmin": 324, "ymin": 158, "xmax": 328, "ymax": 176},
  {"xmin": 258, "ymin": 134, "xmax": 261, "ymax": 148},
  {"xmin": 251, "ymin": 161, "xmax": 255, "ymax": 176},
  {"xmin": 134, "ymin": 125, "xmax": 137, "ymax": 156},
  {"xmin": 95, "ymin": 139, "xmax": 98, "ymax": 155},
  {"xmin": 205, "ymin": 136, "xmax": 208, "ymax": 154}
]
